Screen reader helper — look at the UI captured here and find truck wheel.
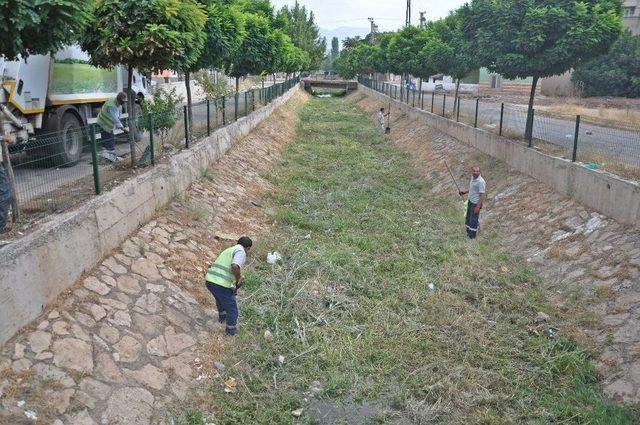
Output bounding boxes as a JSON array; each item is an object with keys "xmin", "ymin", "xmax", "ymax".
[{"xmin": 43, "ymin": 112, "xmax": 84, "ymax": 167}]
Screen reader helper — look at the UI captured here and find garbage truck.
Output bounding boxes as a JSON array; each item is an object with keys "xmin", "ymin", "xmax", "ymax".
[{"xmin": 0, "ymin": 45, "xmax": 148, "ymax": 166}]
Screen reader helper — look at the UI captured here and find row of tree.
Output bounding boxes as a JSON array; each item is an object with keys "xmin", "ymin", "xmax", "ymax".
[
  {"xmin": 2, "ymin": 0, "xmax": 324, "ymax": 159},
  {"xmin": 334, "ymin": 0, "xmax": 624, "ymax": 137}
]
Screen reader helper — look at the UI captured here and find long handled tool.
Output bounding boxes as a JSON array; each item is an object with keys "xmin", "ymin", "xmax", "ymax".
[
  {"xmin": 443, "ymin": 160, "xmax": 461, "ymax": 193},
  {"xmin": 385, "ymin": 102, "xmax": 391, "ymax": 134}
]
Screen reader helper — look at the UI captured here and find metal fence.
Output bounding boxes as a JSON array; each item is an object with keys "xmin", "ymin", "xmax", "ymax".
[
  {"xmin": 360, "ymin": 76, "xmax": 640, "ymax": 180},
  {"xmin": 5, "ymin": 76, "xmax": 299, "ymax": 224}
]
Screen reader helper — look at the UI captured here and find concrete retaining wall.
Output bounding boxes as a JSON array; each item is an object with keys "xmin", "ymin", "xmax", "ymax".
[
  {"xmin": 0, "ymin": 84, "xmax": 300, "ymax": 346},
  {"xmin": 360, "ymin": 85, "xmax": 640, "ymax": 228}
]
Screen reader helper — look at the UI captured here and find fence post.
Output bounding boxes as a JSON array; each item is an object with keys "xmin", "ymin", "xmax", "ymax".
[
  {"xmin": 442, "ymin": 94, "xmax": 446, "ymax": 117},
  {"xmin": 222, "ymin": 96, "xmax": 226, "ymax": 125},
  {"xmin": 147, "ymin": 113, "xmax": 155, "ymax": 166},
  {"xmin": 474, "ymin": 99, "xmax": 479, "ymax": 128},
  {"xmin": 89, "ymin": 124, "xmax": 101, "ymax": 195},
  {"xmin": 431, "ymin": 92, "xmax": 435, "ymax": 113},
  {"xmin": 183, "ymin": 105, "xmax": 189, "ymax": 148},
  {"xmin": 206, "ymin": 99, "xmax": 211, "ymax": 136},
  {"xmin": 499, "ymin": 103, "xmax": 504, "ymax": 136},
  {"xmin": 528, "ymin": 109, "xmax": 535, "ymax": 147},
  {"xmin": 572, "ymin": 115, "xmax": 580, "ymax": 162},
  {"xmin": 234, "ymin": 92, "xmax": 238, "ymax": 121}
]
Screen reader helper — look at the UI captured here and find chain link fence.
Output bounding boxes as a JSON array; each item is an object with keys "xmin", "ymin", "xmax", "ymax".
[
  {"xmin": 4, "ymin": 76, "xmax": 299, "ymax": 228},
  {"xmin": 360, "ymin": 76, "xmax": 640, "ymax": 180}
]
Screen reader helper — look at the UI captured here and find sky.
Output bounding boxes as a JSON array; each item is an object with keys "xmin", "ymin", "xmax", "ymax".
[{"xmin": 270, "ymin": 0, "xmax": 468, "ymax": 32}]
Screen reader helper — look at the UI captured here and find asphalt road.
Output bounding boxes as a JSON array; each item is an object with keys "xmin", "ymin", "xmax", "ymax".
[{"xmin": 389, "ymin": 86, "xmax": 640, "ymax": 167}]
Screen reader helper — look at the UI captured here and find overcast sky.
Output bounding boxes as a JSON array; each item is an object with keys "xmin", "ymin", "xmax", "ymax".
[{"xmin": 271, "ymin": 0, "xmax": 468, "ymax": 31}]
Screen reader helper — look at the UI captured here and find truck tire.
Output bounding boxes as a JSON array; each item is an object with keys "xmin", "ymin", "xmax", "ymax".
[
  {"xmin": 52, "ymin": 112, "xmax": 84, "ymax": 167},
  {"xmin": 32, "ymin": 111, "xmax": 85, "ymax": 167}
]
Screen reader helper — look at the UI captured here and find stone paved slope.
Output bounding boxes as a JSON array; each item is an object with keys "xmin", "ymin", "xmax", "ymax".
[
  {"xmin": 353, "ymin": 93, "xmax": 640, "ymax": 403},
  {"xmin": 0, "ymin": 91, "xmax": 307, "ymax": 425}
]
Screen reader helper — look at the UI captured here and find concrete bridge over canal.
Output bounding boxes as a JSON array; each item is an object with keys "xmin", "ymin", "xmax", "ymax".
[{"xmin": 302, "ymin": 78, "xmax": 358, "ymax": 95}]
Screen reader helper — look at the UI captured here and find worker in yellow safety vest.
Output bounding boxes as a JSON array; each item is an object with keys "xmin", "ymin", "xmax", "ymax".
[{"xmin": 205, "ymin": 236, "xmax": 252, "ymax": 335}]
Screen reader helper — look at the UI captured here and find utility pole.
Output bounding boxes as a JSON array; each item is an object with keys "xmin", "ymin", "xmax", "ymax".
[
  {"xmin": 405, "ymin": 0, "xmax": 411, "ymax": 27},
  {"xmin": 367, "ymin": 17, "xmax": 378, "ymax": 42},
  {"xmin": 419, "ymin": 11, "xmax": 426, "ymax": 28}
]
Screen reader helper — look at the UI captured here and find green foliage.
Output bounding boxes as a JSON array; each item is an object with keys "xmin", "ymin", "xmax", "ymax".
[
  {"xmin": 331, "ymin": 37, "xmax": 340, "ymax": 59},
  {"xmin": 424, "ymin": 14, "xmax": 477, "ymax": 81},
  {"xmin": 460, "ymin": 0, "xmax": 623, "ymax": 80},
  {"xmin": 193, "ymin": 70, "xmax": 234, "ymax": 98},
  {"xmin": 138, "ymin": 87, "xmax": 182, "ymax": 143},
  {"xmin": 273, "ymin": 1, "xmax": 326, "ymax": 70},
  {"xmin": 333, "ymin": 42, "xmax": 378, "ymax": 79},
  {"xmin": 0, "ymin": 0, "xmax": 89, "ymax": 60},
  {"xmin": 80, "ymin": 0, "xmax": 207, "ymax": 73},
  {"xmin": 191, "ymin": 0, "xmax": 245, "ymax": 73},
  {"xmin": 228, "ymin": 13, "xmax": 275, "ymax": 80},
  {"xmin": 387, "ymin": 26, "xmax": 434, "ymax": 78},
  {"xmin": 572, "ymin": 30, "xmax": 640, "ymax": 98}
]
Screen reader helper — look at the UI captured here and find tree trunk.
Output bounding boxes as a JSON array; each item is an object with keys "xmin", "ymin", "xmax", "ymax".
[
  {"xmin": 127, "ymin": 65, "xmax": 136, "ymax": 167},
  {"xmin": 525, "ymin": 76, "xmax": 539, "ymax": 141},
  {"xmin": 418, "ymin": 78, "xmax": 422, "ymax": 101},
  {"xmin": 400, "ymin": 73, "xmax": 404, "ymax": 101},
  {"xmin": 236, "ymin": 77, "xmax": 240, "ymax": 93},
  {"xmin": 454, "ymin": 78, "xmax": 461, "ymax": 113},
  {"xmin": 1, "ymin": 140, "xmax": 19, "ymax": 223},
  {"xmin": 185, "ymin": 71, "xmax": 193, "ymax": 129}
]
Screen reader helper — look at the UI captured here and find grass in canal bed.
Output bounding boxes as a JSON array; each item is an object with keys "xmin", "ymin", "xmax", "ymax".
[{"xmin": 207, "ymin": 97, "xmax": 637, "ymax": 424}]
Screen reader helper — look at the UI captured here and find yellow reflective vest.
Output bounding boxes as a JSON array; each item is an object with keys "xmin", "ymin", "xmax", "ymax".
[{"xmin": 206, "ymin": 246, "xmax": 237, "ymax": 288}]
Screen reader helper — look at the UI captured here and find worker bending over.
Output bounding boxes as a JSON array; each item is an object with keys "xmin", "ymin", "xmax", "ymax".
[
  {"xmin": 459, "ymin": 166, "xmax": 486, "ymax": 239},
  {"xmin": 96, "ymin": 92, "xmax": 129, "ymax": 162},
  {"xmin": 205, "ymin": 236, "xmax": 252, "ymax": 335}
]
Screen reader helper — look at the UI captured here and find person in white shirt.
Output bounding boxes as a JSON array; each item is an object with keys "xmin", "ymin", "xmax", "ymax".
[
  {"xmin": 204, "ymin": 236, "xmax": 252, "ymax": 335},
  {"xmin": 458, "ymin": 166, "xmax": 486, "ymax": 239},
  {"xmin": 378, "ymin": 107, "xmax": 386, "ymax": 133}
]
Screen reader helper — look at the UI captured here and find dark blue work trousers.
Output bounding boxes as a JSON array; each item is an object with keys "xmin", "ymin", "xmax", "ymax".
[
  {"xmin": 100, "ymin": 131, "xmax": 116, "ymax": 152},
  {"xmin": 465, "ymin": 201, "xmax": 480, "ymax": 239},
  {"xmin": 205, "ymin": 282, "xmax": 238, "ymax": 335},
  {"xmin": 0, "ymin": 165, "xmax": 12, "ymax": 231}
]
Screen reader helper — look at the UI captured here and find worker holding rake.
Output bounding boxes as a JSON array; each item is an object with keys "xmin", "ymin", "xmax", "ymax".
[
  {"xmin": 445, "ymin": 162, "xmax": 486, "ymax": 239},
  {"xmin": 458, "ymin": 166, "xmax": 486, "ymax": 239}
]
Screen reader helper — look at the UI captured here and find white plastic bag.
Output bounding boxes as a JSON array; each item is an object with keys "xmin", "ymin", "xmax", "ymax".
[{"xmin": 267, "ymin": 252, "xmax": 282, "ymax": 264}]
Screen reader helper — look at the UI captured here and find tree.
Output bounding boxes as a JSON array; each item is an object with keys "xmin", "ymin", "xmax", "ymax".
[
  {"xmin": 425, "ymin": 13, "xmax": 477, "ymax": 111},
  {"xmin": 387, "ymin": 26, "xmax": 432, "ymax": 98},
  {"xmin": 273, "ymin": 1, "xmax": 326, "ymax": 70},
  {"xmin": 185, "ymin": 0, "xmax": 243, "ymax": 126},
  {"xmin": 460, "ymin": 0, "xmax": 622, "ymax": 139},
  {"xmin": 331, "ymin": 37, "xmax": 340, "ymax": 60},
  {"xmin": 0, "ymin": 0, "xmax": 88, "ymax": 60},
  {"xmin": 228, "ymin": 13, "xmax": 275, "ymax": 91},
  {"xmin": 81, "ymin": 0, "xmax": 207, "ymax": 165},
  {"xmin": 333, "ymin": 41, "xmax": 377, "ymax": 79},
  {"xmin": 572, "ymin": 30, "xmax": 640, "ymax": 98}
]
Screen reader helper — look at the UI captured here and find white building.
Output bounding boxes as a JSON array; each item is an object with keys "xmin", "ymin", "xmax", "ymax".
[{"xmin": 624, "ymin": 0, "xmax": 640, "ymax": 35}]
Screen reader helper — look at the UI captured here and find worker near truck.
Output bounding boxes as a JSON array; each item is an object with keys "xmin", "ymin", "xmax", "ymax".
[
  {"xmin": 96, "ymin": 92, "xmax": 129, "ymax": 162},
  {"xmin": 458, "ymin": 165, "xmax": 486, "ymax": 239},
  {"xmin": 205, "ymin": 236, "xmax": 253, "ymax": 336}
]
